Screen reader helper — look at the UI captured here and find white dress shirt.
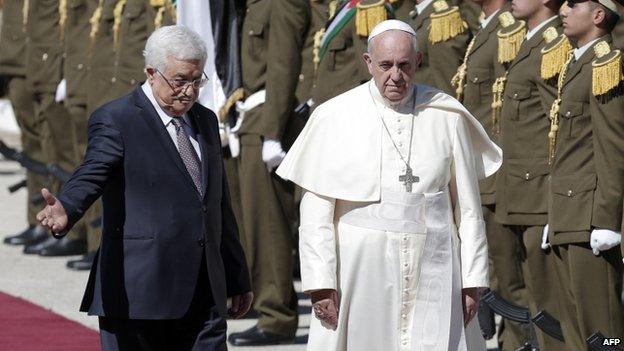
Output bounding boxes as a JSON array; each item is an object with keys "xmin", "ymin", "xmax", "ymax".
[
  {"xmin": 480, "ymin": 9, "xmax": 501, "ymax": 29},
  {"xmin": 141, "ymin": 82, "xmax": 202, "ymax": 160},
  {"xmin": 574, "ymin": 38, "xmax": 601, "ymax": 60},
  {"xmin": 415, "ymin": 0, "xmax": 436, "ymax": 14}
]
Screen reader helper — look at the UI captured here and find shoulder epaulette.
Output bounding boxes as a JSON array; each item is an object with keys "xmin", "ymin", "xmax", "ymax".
[
  {"xmin": 592, "ymin": 41, "xmax": 623, "ymax": 98},
  {"xmin": 429, "ymin": 0, "xmax": 467, "ymax": 44},
  {"xmin": 540, "ymin": 27, "xmax": 573, "ymax": 81},
  {"xmin": 356, "ymin": 0, "xmax": 389, "ymax": 37},
  {"xmin": 497, "ymin": 11, "xmax": 526, "ymax": 64},
  {"xmin": 152, "ymin": 0, "xmax": 176, "ymax": 29}
]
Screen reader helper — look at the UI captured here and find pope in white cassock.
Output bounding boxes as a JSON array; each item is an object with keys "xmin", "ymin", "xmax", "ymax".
[{"xmin": 276, "ymin": 20, "xmax": 502, "ymax": 351}]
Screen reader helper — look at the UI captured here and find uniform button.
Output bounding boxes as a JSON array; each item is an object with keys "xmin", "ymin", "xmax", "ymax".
[
  {"xmin": 402, "ymin": 314, "xmax": 406, "ymax": 318},
  {"xmin": 202, "ymin": 205, "xmax": 208, "ymax": 213},
  {"xmin": 397, "ymin": 130, "xmax": 402, "ymax": 135},
  {"xmin": 77, "ymin": 63, "xmax": 84, "ymax": 70},
  {"xmin": 299, "ymin": 74, "xmax": 305, "ymax": 82},
  {"xmin": 566, "ymin": 111, "xmax": 571, "ymax": 117},
  {"xmin": 525, "ymin": 172, "xmax": 530, "ymax": 180},
  {"xmin": 248, "ymin": 30, "xmax": 254, "ymax": 35},
  {"xmin": 42, "ymin": 53, "xmax": 48, "ymax": 61},
  {"xmin": 111, "ymin": 77, "xmax": 117, "ymax": 83},
  {"xmin": 403, "ymin": 263, "xmax": 408, "ymax": 267},
  {"xmin": 513, "ymin": 92, "xmax": 518, "ymax": 98},
  {"xmin": 398, "ymin": 142, "xmax": 403, "ymax": 147},
  {"xmin": 472, "ymin": 77, "xmax": 478, "ymax": 83},
  {"xmin": 197, "ymin": 238, "xmax": 205, "ymax": 247},
  {"xmin": 567, "ymin": 189, "xmax": 573, "ymax": 197},
  {"xmin": 130, "ymin": 79, "xmax": 136, "ymax": 85},
  {"xmin": 409, "ymin": 10, "xmax": 417, "ymax": 18}
]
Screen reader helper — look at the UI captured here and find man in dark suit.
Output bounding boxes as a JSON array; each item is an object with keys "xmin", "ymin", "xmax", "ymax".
[{"xmin": 36, "ymin": 25, "xmax": 252, "ymax": 351}]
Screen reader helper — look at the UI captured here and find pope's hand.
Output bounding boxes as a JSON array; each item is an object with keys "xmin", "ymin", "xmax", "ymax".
[
  {"xmin": 310, "ymin": 289, "xmax": 339, "ymax": 330},
  {"xmin": 462, "ymin": 287, "xmax": 481, "ymax": 327},
  {"xmin": 262, "ymin": 138, "xmax": 286, "ymax": 171},
  {"xmin": 35, "ymin": 188, "xmax": 68, "ymax": 236},
  {"xmin": 590, "ymin": 229, "xmax": 621, "ymax": 256},
  {"xmin": 228, "ymin": 291, "xmax": 253, "ymax": 319}
]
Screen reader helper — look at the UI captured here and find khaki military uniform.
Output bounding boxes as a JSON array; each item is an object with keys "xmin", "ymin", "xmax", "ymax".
[
  {"xmin": 312, "ymin": 0, "xmax": 412, "ymax": 106},
  {"xmin": 454, "ymin": 8, "xmax": 528, "ymax": 350},
  {"xmin": 408, "ymin": 0, "xmax": 472, "ymax": 95},
  {"xmin": 238, "ymin": 0, "xmax": 310, "ymax": 336},
  {"xmin": 547, "ymin": 37, "xmax": 624, "ymax": 350},
  {"xmin": 25, "ymin": 0, "xmax": 86, "ymax": 242},
  {"xmin": 63, "ymin": 0, "xmax": 102, "ymax": 252},
  {"xmin": 494, "ymin": 17, "xmax": 567, "ymax": 351},
  {"xmin": 0, "ymin": 0, "xmax": 43, "ymax": 227}
]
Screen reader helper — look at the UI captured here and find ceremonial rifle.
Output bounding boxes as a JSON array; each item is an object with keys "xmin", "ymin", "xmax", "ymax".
[
  {"xmin": 587, "ymin": 332, "xmax": 623, "ymax": 351},
  {"xmin": 532, "ymin": 310, "xmax": 564, "ymax": 342}
]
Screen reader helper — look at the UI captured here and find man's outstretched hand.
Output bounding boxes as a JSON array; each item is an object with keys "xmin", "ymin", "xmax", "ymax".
[
  {"xmin": 36, "ymin": 188, "xmax": 68, "ymax": 236},
  {"xmin": 228, "ymin": 291, "xmax": 253, "ymax": 319}
]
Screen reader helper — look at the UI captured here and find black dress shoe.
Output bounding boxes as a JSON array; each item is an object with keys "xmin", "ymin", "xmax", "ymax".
[
  {"xmin": 4, "ymin": 225, "xmax": 35, "ymax": 245},
  {"xmin": 227, "ymin": 326, "xmax": 294, "ymax": 346},
  {"xmin": 66, "ymin": 251, "xmax": 96, "ymax": 270},
  {"xmin": 39, "ymin": 237, "xmax": 87, "ymax": 257},
  {"xmin": 23, "ymin": 236, "xmax": 56, "ymax": 254}
]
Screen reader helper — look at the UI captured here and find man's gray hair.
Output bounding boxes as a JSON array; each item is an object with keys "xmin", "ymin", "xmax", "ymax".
[
  {"xmin": 144, "ymin": 25, "xmax": 208, "ymax": 71},
  {"xmin": 367, "ymin": 30, "xmax": 420, "ymax": 55}
]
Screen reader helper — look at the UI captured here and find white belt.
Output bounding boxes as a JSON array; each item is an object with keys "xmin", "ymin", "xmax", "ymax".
[{"xmin": 225, "ymin": 89, "xmax": 266, "ymax": 157}]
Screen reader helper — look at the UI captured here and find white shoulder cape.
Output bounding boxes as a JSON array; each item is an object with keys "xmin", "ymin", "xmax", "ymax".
[{"xmin": 276, "ymin": 81, "xmax": 502, "ymax": 202}]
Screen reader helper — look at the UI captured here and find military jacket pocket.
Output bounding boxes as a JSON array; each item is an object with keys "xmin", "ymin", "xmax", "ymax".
[
  {"xmin": 550, "ymin": 173, "xmax": 596, "ymax": 232},
  {"xmin": 505, "ymin": 158, "xmax": 549, "ymax": 214},
  {"xmin": 466, "ymin": 68, "xmax": 493, "ymax": 105},
  {"xmin": 26, "ymin": 44, "xmax": 63, "ymax": 93},
  {"xmin": 244, "ymin": 20, "xmax": 266, "ymax": 58},
  {"xmin": 558, "ymin": 100, "xmax": 587, "ymax": 139},
  {"xmin": 504, "ymin": 84, "xmax": 531, "ymax": 121},
  {"xmin": 325, "ymin": 37, "xmax": 351, "ymax": 71}
]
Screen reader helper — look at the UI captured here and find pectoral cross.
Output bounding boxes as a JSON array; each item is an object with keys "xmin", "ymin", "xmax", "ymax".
[{"xmin": 399, "ymin": 166, "xmax": 419, "ymax": 192}]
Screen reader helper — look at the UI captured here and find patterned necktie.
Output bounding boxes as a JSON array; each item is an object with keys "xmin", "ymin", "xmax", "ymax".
[{"xmin": 171, "ymin": 117, "xmax": 202, "ymax": 194}]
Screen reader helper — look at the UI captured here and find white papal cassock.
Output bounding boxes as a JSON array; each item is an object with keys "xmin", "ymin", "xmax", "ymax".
[{"xmin": 276, "ymin": 81, "xmax": 502, "ymax": 351}]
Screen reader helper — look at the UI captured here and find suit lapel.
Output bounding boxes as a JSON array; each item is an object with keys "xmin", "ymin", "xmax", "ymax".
[
  {"xmin": 133, "ymin": 88, "xmax": 200, "ymax": 198},
  {"xmin": 414, "ymin": 4, "xmax": 434, "ymax": 31},
  {"xmin": 469, "ymin": 18, "xmax": 497, "ymax": 56},
  {"xmin": 563, "ymin": 37, "xmax": 608, "ymax": 88},
  {"xmin": 508, "ymin": 18, "xmax": 561, "ymax": 71}
]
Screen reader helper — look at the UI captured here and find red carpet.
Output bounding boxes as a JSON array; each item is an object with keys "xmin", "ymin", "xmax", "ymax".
[{"xmin": 0, "ymin": 292, "xmax": 99, "ymax": 350}]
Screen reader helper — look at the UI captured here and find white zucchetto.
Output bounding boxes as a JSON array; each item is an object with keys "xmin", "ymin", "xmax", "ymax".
[{"xmin": 367, "ymin": 19, "xmax": 416, "ymax": 42}]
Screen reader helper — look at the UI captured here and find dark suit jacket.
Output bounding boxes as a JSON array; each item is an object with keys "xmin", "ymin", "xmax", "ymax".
[{"xmin": 58, "ymin": 86, "xmax": 251, "ymax": 319}]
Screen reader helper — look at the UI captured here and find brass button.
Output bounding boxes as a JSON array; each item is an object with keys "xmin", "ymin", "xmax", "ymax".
[
  {"xmin": 248, "ymin": 30, "xmax": 254, "ymax": 35},
  {"xmin": 111, "ymin": 77, "xmax": 117, "ymax": 83},
  {"xmin": 566, "ymin": 111, "xmax": 571, "ymax": 117},
  {"xmin": 513, "ymin": 92, "xmax": 518, "ymax": 98},
  {"xmin": 525, "ymin": 172, "xmax": 530, "ymax": 180},
  {"xmin": 42, "ymin": 53, "xmax": 48, "ymax": 61},
  {"xmin": 472, "ymin": 77, "xmax": 478, "ymax": 83},
  {"xmin": 77, "ymin": 63, "xmax": 84, "ymax": 70},
  {"xmin": 409, "ymin": 10, "xmax": 417, "ymax": 18},
  {"xmin": 298, "ymin": 74, "xmax": 304, "ymax": 82},
  {"xmin": 567, "ymin": 189, "xmax": 573, "ymax": 197},
  {"xmin": 130, "ymin": 79, "xmax": 136, "ymax": 85}
]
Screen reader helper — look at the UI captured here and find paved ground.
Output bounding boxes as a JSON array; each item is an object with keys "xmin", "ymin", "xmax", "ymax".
[{"xmin": 0, "ymin": 155, "xmax": 498, "ymax": 350}]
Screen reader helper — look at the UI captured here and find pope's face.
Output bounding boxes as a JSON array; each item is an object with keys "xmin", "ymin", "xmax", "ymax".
[
  {"xmin": 364, "ymin": 31, "xmax": 421, "ymax": 104},
  {"xmin": 146, "ymin": 56, "xmax": 203, "ymax": 116}
]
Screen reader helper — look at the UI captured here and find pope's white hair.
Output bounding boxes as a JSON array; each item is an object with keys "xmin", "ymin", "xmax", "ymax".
[
  {"xmin": 143, "ymin": 25, "xmax": 207, "ymax": 71},
  {"xmin": 367, "ymin": 30, "xmax": 420, "ymax": 55}
]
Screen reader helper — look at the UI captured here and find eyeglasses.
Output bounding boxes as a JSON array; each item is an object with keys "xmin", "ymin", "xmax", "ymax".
[{"xmin": 155, "ymin": 68, "xmax": 209, "ymax": 92}]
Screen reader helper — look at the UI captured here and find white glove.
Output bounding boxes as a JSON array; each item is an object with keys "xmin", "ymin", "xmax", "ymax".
[
  {"xmin": 55, "ymin": 79, "xmax": 67, "ymax": 103},
  {"xmin": 262, "ymin": 138, "xmax": 285, "ymax": 171},
  {"xmin": 541, "ymin": 224, "xmax": 550, "ymax": 250},
  {"xmin": 590, "ymin": 229, "xmax": 621, "ymax": 256}
]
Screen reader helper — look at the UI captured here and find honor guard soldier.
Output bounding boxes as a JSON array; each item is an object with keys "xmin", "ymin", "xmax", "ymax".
[
  {"xmin": 0, "ymin": 0, "xmax": 48, "ymax": 247},
  {"xmin": 451, "ymin": 3, "xmax": 529, "ymax": 350},
  {"xmin": 407, "ymin": 0, "xmax": 473, "ymax": 94},
  {"xmin": 227, "ymin": 0, "xmax": 310, "ymax": 346},
  {"xmin": 23, "ymin": 0, "xmax": 89, "ymax": 256},
  {"xmin": 546, "ymin": 0, "xmax": 624, "ymax": 348},
  {"xmin": 492, "ymin": 1, "xmax": 570, "ymax": 349}
]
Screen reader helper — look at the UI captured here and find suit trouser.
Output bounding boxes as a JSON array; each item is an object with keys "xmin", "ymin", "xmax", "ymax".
[
  {"xmin": 99, "ymin": 256, "xmax": 227, "ymax": 351},
  {"xmin": 35, "ymin": 93, "xmax": 86, "ymax": 241},
  {"xmin": 237, "ymin": 133, "xmax": 298, "ymax": 336},
  {"xmin": 7, "ymin": 76, "xmax": 46, "ymax": 226},
  {"xmin": 68, "ymin": 103, "xmax": 101, "ymax": 252},
  {"xmin": 483, "ymin": 205, "xmax": 528, "ymax": 350},
  {"xmin": 510, "ymin": 224, "xmax": 567, "ymax": 351},
  {"xmin": 552, "ymin": 243, "xmax": 624, "ymax": 351}
]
